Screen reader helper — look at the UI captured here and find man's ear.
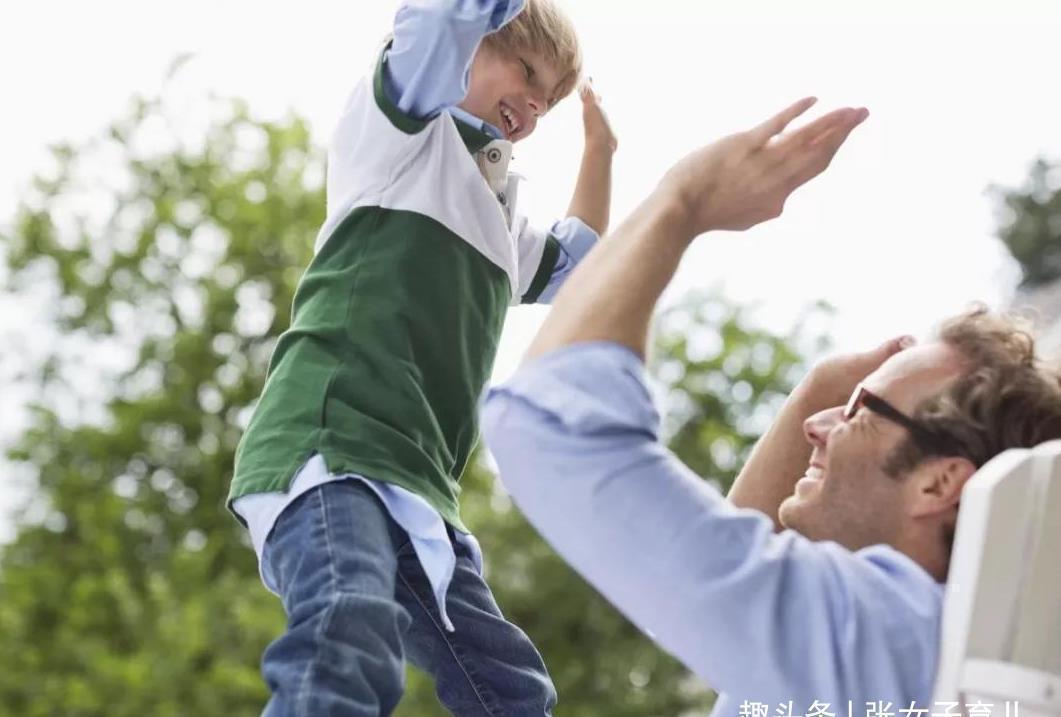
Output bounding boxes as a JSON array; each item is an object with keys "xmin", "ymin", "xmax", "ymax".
[{"xmin": 907, "ymin": 456, "xmax": 978, "ymax": 518}]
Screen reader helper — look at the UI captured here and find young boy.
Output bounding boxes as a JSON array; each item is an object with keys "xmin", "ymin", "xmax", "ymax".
[{"xmin": 228, "ymin": 0, "xmax": 616, "ymax": 714}]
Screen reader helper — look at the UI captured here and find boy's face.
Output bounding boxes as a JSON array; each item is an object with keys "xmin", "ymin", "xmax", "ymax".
[{"xmin": 459, "ymin": 45, "xmax": 565, "ymax": 143}]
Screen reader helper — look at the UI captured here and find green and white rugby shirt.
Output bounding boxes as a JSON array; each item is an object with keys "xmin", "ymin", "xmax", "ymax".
[{"xmin": 228, "ymin": 50, "xmax": 565, "ymax": 531}]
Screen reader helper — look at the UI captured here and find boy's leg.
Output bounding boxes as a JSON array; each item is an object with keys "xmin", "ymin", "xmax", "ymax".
[
  {"xmin": 395, "ymin": 534, "xmax": 557, "ymax": 716},
  {"xmin": 260, "ymin": 481, "xmax": 412, "ymax": 717}
]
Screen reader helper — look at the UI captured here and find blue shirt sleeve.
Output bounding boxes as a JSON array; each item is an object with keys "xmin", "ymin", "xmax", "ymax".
[
  {"xmin": 534, "ymin": 217, "xmax": 600, "ymax": 304},
  {"xmin": 383, "ymin": 0, "xmax": 526, "ymax": 121},
  {"xmin": 481, "ymin": 343, "xmax": 944, "ymax": 705}
]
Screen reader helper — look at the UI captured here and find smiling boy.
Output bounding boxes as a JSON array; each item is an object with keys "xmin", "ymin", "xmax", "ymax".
[{"xmin": 226, "ymin": 0, "xmax": 613, "ymax": 714}]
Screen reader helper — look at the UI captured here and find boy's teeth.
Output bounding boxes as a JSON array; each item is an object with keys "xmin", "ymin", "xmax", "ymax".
[{"xmin": 500, "ymin": 105, "xmax": 518, "ymax": 134}]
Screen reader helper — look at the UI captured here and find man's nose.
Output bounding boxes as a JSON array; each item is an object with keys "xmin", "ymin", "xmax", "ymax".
[{"xmin": 803, "ymin": 406, "xmax": 844, "ymax": 450}]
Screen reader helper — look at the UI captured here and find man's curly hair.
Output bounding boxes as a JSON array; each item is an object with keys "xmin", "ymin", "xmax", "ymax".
[{"xmin": 884, "ymin": 306, "xmax": 1061, "ymax": 477}]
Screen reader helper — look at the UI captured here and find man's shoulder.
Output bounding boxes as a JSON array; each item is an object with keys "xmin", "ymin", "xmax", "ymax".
[
  {"xmin": 841, "ymin": 542, "xmax": 946, "ymax": 629},
  {"xmin": 855, "ymin": 543, "xmax": 944, "ymax": 592}
]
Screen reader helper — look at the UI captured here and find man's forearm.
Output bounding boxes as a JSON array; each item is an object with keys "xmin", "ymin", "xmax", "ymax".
[
  {"xmin": 565, "ymin": 145, "xmax": 614, "ymax": 237},
  {"xmin": 728, "ymin": 380, "xmax": 819, "ymax": 530},
  {"xmin": 526, "ymin": 190, "xmax": 694, "ymax": 361}
]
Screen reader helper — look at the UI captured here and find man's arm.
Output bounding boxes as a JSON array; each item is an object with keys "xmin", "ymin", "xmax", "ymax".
[
  {"xmin": 482, "ymin": 345, "xmax": 942, "ymax": 702},
  {"xmin": 384, "ymin": 0, "xmax": 524, "ymax": 119},
  {"xmin": 481, "ymin": 101, "xmax": 948, "ymax": 701}
]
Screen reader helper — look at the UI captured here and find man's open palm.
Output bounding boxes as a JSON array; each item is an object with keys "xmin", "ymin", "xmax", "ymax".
[{"xmin": 660, "ymin": 98, "xmax": 869, "ymax": 235}]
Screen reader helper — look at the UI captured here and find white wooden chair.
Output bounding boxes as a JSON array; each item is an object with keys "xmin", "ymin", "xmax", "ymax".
[{"xmin": 933, "ymin": 440, "xmax": 1061, "ymax": 716}]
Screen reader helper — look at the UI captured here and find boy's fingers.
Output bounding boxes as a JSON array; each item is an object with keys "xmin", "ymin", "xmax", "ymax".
[{"xmin": 748, "ymin": 97, "xmax": 817, "ymax": 146}]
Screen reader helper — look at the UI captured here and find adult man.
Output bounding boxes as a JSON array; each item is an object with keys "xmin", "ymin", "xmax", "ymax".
[{"xmin": 480, "ymin": 98, "xmax": 1061, "ymax": 709}]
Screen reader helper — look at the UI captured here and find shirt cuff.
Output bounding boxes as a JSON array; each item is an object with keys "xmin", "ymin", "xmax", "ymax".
[
  {"xmin": 483, "ymin": 342, "xmax": 660, "ymax": 438},
  {"xmin": 490, "ymin": 0, "xmax": 525, "ymax": 29},
  {"xmin": 534, "ymin": 216, "xmax": 600, "ymax": 304}
]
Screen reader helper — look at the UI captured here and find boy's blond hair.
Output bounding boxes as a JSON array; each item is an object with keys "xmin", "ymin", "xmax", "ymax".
[{"xmin": 483, "ymin": 0, "xmax": 583, "ymax": 107}]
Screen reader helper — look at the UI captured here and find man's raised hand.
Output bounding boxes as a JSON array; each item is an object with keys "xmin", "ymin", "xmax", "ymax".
[{"xmin": 657, "ymin": 98, "xmax": 868, "ymax": 236}]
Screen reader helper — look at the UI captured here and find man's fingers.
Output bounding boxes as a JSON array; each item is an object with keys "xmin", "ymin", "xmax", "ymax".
[
  {"xmin": 786, "ymin": 108, "xmax": 868, "ymax": 187},
  {"xmin": 849, "ymin": 334, "xmax": 915, "ymax": 380},
  {"xmin": 868, "ymin": 334, "xmax": 916, "ymax": 363},
  {"xmin": 777, "ymin": 106, "xmax": 863, "ymax": 150},
  {"xmin": 749, "ymin": 96, "xmax": 818, "ymax": 146},
  {"xmin": 809, "ymin": 107, "xmax": 869, "ymax": 147},
  {"xmin": 809, "ymin": 109, "xmax": 867, "ymax": 167}
]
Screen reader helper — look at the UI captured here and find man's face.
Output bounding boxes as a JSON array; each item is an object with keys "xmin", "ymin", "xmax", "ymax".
[
  {"xmin": 459, "ymin": 45, "xmax": 563, "ymax": 143},
  {"xmin": 778, "ymin": 342, "xmax": 966, "ymax": 551}
]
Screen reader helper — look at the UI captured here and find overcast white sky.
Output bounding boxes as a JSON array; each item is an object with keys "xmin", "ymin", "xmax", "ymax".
[{"xmin": 2, "ymin": 0, "xmax": 1060, "ymax": 538}]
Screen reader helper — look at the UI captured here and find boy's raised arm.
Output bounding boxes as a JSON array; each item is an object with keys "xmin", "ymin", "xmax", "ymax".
[
  {"xmin": 384, "ymin": 0, "xmax": 525, "ymax": 120},
  {"xmin": 565, "ymin": 81, "xmax": 617, "ymax": 237},
  {"xmin": 519, "ymin": 83, "xmax": 616, "ymax": 305}
]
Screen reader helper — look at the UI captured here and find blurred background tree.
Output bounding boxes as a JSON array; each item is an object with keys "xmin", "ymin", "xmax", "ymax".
[
  {"xmin": 0, "ymin": 86, "xmax": 827, "ymax": 716},
  {"xmin": 993, "ymin": 157, "xmax": 1061, "ymax": 289}
]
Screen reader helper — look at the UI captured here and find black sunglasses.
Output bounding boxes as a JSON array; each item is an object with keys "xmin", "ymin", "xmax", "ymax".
[{"xmin": 843, "ymin": 384, "xmax": 958, "ymax": 456}]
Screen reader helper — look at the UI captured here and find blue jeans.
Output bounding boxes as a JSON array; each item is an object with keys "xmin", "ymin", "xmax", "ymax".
[{"xmin": 259, "ymin": 480, "xmax": 557, "ymax": 716}]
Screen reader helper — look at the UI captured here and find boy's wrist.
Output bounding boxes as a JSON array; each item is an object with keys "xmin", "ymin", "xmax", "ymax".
[{"xmin": 583, "ymin": 137, "xmax": 617, "ymax": 157}]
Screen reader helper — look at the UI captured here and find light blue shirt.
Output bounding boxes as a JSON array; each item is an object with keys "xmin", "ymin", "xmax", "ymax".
[
  {"xmin": 481, "ymin": 342, "xmax": 945, "ymax": 712},
  {"xmin": 234, "ymin": 0, "xmax": 597, "ymax": 630}
]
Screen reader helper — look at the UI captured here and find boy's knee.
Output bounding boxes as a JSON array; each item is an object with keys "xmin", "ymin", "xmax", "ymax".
[
  {"xmin": 264, "ymin": 592, "xmax": 412, "ymax": 715},
  {"xmin": 316, "ymin": 591, "xmax": 413, "ymax": 648}
]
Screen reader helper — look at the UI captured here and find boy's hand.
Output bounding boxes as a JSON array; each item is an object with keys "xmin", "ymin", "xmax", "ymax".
[
  {"xmin": 657, "ymin": 98, "xmax": 868, "ymax": 236},
  {"xmin": 580, "ymin": 79, "xmax": 618, "ymax": 154}
]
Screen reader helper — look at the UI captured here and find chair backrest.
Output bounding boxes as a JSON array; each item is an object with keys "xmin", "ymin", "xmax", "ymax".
[{"xmin": 933, "ymin": 440, "xmax": 1061, "ymax": 716}]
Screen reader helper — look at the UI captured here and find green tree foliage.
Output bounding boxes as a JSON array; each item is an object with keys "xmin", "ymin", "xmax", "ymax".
[
  {"xmin": 0, "ymin": 90, "xmax": 824, "ymax": 716},
  {"xmin": 993, "ymin": 158, "xmax": 1061, "ymax": 289},
  {"xmin": 0, "ymin": 92, "xmax": 321, "ymax": 717},
  {"xmin": 653, "ymin": 296, "xmax": 831, "ymax": 494}
]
